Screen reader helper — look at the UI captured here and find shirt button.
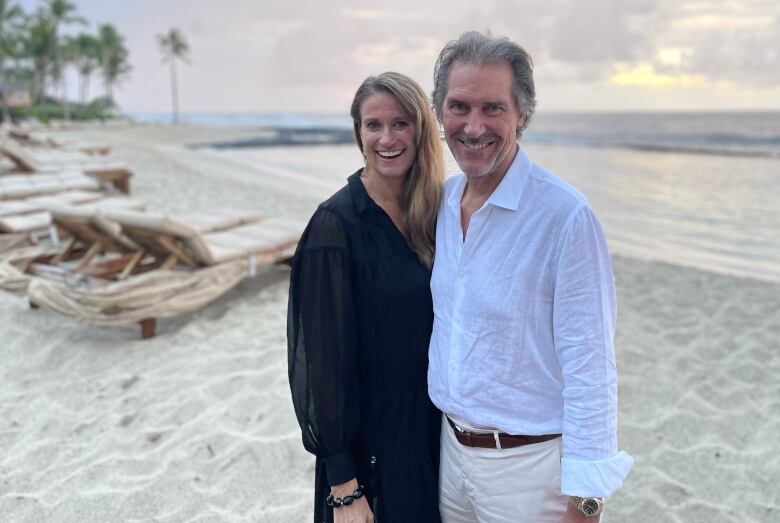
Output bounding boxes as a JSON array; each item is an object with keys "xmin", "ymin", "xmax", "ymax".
[{"xmin": 458, "ymin": 272, "xmax": 464, "ymax": 278}]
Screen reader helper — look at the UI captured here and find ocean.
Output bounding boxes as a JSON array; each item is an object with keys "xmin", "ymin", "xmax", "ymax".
[{"xmin": 132, "ymin": 111, "xmax": 780, "ymax": 282}]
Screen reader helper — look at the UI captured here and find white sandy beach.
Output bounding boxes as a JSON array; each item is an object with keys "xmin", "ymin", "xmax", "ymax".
[{"xmin": 1, "ymin": 125, "xmax": 778, "ymax": 523}]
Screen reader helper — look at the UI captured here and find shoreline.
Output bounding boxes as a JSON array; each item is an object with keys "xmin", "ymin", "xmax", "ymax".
[
  {"xmin": 1, "ymin": 124, "xmax": 777, "ymax": 522},
  {"xmin": 172, "ymin": 132, "xmax": 780, "ymax": 285}
]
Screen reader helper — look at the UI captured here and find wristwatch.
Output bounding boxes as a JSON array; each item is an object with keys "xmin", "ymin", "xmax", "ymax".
[{"xmin": 570, "ymin": 496, "xmax": 606, "ymax": 517}]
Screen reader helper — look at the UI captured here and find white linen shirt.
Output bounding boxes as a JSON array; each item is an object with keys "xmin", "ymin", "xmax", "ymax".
[{"xmin": 428, "ymin": 148, "xmax": 633, "ymax": 497}]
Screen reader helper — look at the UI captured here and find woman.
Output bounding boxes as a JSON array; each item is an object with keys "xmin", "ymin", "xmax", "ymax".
[{"xmin": 288, "ymin": 72, "xmax": 445, "ymax": 523}]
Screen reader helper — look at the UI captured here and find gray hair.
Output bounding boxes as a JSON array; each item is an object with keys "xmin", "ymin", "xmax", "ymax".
[{"xmin": 432, "ymin": 31, "xmax": 536, "ymax": 137}]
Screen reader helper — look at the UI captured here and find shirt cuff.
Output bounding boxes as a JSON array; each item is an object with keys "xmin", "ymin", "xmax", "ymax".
[
  {"xmin": 324, "ymin": 450, "xmax": 357, "ymax": 487},
  {"xmin": 561, "ymin": 451, "xmax": 634, "ymax": 497}
]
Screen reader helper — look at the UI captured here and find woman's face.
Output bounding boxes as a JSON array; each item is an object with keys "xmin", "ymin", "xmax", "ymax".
[{"xmin": 359, "ymin": 92, "xmax": 417, "ymax": 181}]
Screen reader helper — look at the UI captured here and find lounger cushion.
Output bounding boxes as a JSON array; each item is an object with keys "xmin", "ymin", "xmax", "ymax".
[
  {"xmin": 31, "ymin": 190, "xmax": 104, "ymax": 206},
  {"xmin": 106, "ymin": 209, "xmax": 263, "ymax": 237},
  {"xmin": 0, "ymin": 191, "xmax": 102, "ymax": 216},
  {"xmin": 104, "ymin": 210, "xmax": 200, "ymax": 238},
  {"xmin": 81, "ymin": 197, "xmax": 146, "ymax": 212},
  {"xmin": 203, "ymin": 230, "xmax": 277, "ymax": 259},
  {"xmin": 198, "ymin": 219, "xmax": 306, "ymax": 264},
  {"xmin": 171, "ymin": 209, "xmax": 263, "ymax": 232},
  {"xmin": 0, "ymin": 211, "xmax": 51, "ymax": 232},
  {"xmin": 0, "ymin": 200, "xmax": 40, "ymax": 217},
  {"xmin": 229, "ymin": 220, "xmax": 303, "ymax": 247},
  {"xmin": 0, "ymin": 173, "xmax": 100, "ymax": 199},
  {"xmin": 195, "ymin": 241, "xmax": 246, "ymax": 264}
]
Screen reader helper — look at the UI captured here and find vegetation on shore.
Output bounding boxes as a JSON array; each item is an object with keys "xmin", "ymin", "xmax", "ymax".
[{"xmin": 0, "ymin": 0, "xmax": 131, "ymax": 122}]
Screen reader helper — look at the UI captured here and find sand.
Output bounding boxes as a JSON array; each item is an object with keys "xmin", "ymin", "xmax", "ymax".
[{"xmin": 1, "ymin": 124, "xmax": 778, "ymax": 522}]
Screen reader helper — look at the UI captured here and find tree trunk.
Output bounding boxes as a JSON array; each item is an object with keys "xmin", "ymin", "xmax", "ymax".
[
  {"xmin": 170, "ymin": 60, "xmax": 178, "ymax": 125},
  {"xmin": 35, "ymin": 63, "xmax": 47, "ymax": 114},
  {"xmin": 62, "ymin": 77, "xmax": 70, "ymax": 121},
  {"xmin": 0, "ymin": 58, "xmax": 9, "ymax": 123}
]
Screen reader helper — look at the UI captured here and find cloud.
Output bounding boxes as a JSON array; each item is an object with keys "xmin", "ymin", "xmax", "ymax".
[
  {"xmin": 609, "ymin": 63, "xmax": 726, "ymax": 88},
  {"xmin": 45, "ymin": 0, "xmax": 780, "ymax": 111}
]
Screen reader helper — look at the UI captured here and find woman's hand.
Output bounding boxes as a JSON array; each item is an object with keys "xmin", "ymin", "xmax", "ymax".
[{"xmin": 331, "ymin": 479, "xmax": 374, "ymax": 523}]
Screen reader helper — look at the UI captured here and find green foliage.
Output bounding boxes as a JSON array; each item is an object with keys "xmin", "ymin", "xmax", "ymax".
[
  {"xmin": 157, "ymin": 28, "xmax": 190, "ymax": 63},
  {"xmin": 97, "ymin": 23, "xmax": 131, "ymax": 100},
  {"xmin": 9, "ymin": 96, "xmax": 117, "ymax": 122},
  {"xmin": 0, "ymin": 1, "xmax": 25, "ymax": 59},
  {"xmin": 0, "ymin": 1, "xmax": 131, "ymax": 115}
]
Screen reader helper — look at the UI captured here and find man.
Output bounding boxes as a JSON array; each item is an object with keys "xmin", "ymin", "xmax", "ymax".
[{"xmin": 428, "ymin": 31, "xmax": 633, "ymax": 523}]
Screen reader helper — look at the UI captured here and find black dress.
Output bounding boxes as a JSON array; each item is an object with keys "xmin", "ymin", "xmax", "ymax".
[{"xmin": 288, "ymin": 171, "xmax": 441, "ymax": 523}]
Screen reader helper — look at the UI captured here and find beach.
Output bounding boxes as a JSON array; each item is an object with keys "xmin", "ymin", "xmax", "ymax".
[{"xmin": 1, "ymin": 124, "xmax": 778, "ymax": 523}]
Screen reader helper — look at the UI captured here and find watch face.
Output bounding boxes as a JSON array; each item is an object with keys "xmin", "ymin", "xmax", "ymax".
[{"xmin": 582, "ymin": 498, "xmax": 600, "ymax": 515}]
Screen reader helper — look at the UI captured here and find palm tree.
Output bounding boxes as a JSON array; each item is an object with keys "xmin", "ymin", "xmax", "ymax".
[
  {"xmin": 26, "ymin": 8, "xmax": 57, "ymax": 110},
  {"xmin": 97, "ymin": 23, "xmax": 130, "ymax": 104},
  {"xmin": 0, "ymin": 0, "xmax": 24, "ymax": 121},
  {"xmin": 157, "ymin": 28, "xmax": 189, "ymax": 124},
  {"xmin": 45, "ymin": 0, "xmax": 85, "ymax": 119},
  {"xmin": 70, "ymin": 33, "xmax": 99, "ymax": 105}
]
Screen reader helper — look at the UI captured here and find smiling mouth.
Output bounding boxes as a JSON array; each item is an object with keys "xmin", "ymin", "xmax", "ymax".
[
  {"xmin": 459, "ymin": 139, "xmax": 494, "ymax": 150},
  {"xmin": 377, "ymin": 150, "xmax": 404, "ymax": 158}
]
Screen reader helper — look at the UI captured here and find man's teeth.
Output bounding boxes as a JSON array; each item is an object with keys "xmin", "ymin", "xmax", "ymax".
[
  {"xmin": 377, "ymin": 150, "xmax": 403, "ymax": 158},
  {"xmin": 462, "ymin": 141, "xmax": 491, "ymax": 150}
]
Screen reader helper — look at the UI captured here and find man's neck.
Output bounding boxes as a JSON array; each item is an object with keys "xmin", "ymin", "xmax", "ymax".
[
  {"xmin": 461, "ymin": 145, "xmax": 518, "ymax": 210},
  {"xmin": 458, "ymin": 146, "xmax": 518, "ymax": 239}
]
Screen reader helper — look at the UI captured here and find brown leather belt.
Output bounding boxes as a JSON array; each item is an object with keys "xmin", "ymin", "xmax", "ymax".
[{"xmin": 447, "ymin": 416, "xmax": 561, "ymax": 449}]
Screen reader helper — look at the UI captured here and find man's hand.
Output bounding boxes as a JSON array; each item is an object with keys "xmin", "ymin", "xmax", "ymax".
[
  {"xmin": 331, "ymin": 478, "xmax": 374, "ymax": 523},
  {"xmin": 560, "ymin": 500, "xmax": 601, "ymax": 523}
]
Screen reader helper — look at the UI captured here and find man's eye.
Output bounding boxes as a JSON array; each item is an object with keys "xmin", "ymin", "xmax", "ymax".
[
  {"xmin": 484, "ymin": 105, "xmax": 503, "ymax": 116},
  {"xmin": 449, "ymin": 103, "xmax": 467, "ymax": 115}
]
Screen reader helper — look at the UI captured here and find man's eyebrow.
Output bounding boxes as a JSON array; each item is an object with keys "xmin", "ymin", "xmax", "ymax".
[{"xmin": 484, "ymin": 101, "xmax": 507, "ymax": 107}]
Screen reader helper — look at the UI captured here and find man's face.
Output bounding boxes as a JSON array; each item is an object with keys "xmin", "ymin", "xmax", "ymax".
[{"xmin": 442, "ymin": 61, "xmax": 525, "ymax": 180}]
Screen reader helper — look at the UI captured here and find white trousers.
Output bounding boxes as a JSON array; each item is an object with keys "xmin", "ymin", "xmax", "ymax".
[{"xmin": 439, "ymin": 415, "xmax": 569, "ymax": 523}]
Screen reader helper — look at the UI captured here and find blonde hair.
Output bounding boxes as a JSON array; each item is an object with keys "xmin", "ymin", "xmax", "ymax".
[{"xmin": 350, "ymin": 72, "xmax": 444, "ymax": 270}]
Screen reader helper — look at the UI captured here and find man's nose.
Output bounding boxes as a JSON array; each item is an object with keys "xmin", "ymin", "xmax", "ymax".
[{"xmin": 463, "ymin": 111, "xmax": 486, "ymax": 138}]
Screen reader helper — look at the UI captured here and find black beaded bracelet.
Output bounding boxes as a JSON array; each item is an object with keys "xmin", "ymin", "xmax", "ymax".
[{"xmin": 326, "ymin": 486, "xmax": 365, "ymax": 508}]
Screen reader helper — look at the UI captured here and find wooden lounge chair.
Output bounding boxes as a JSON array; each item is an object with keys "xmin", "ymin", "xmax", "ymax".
[
  {"xmin": 0, "ymin": 190, "xmax": 105, "ymax": 235},
  {"xmin": 20, "ymin": 202, "xmax": 152, "ymax": 287},
  {"xmin": 0, "ymin": 190, "xmax": 103, "ymax": 218},
  {"xmin": 0, "ymin": 172, "xmax": 101, "ymax": 200},
  {"xmin": 16, "ymin": 208, "xmax": 304, "ymax": 338},
  {"xmin": 0, "ymin": 192, "xmax": 144, "ymax": 246},
  {"xmin": 6, "ymin": 129, "xmax": 111, "ymax": 156},
  {"xmin": 0, "ymin": 137, "xmax": 132, "ymax": 194}
]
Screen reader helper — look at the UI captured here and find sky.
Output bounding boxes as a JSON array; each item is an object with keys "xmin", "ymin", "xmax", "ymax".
[{"xmin": 14, "ymin": 0, "xmax": 780, "ymax": 114}]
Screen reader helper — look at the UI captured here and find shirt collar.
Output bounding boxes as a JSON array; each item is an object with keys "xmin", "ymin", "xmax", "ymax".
[
  {"xmin": 448, "ymin": 147, "xmax": 532, "ymax": 214},
  {"xmin": 485, "ymin": 147, "xmax": 531, "ymax": 211}
]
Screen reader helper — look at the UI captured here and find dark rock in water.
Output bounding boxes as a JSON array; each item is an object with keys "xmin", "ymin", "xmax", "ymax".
[{"xmin": 189, "ymin": 127, "xmax": 355, "ymax": 149}]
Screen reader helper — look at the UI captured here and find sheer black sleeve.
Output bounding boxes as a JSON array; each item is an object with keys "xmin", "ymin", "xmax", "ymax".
[{"xmin": 287, "ymin": 208, "xmax": 359, "ymax": 486}]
